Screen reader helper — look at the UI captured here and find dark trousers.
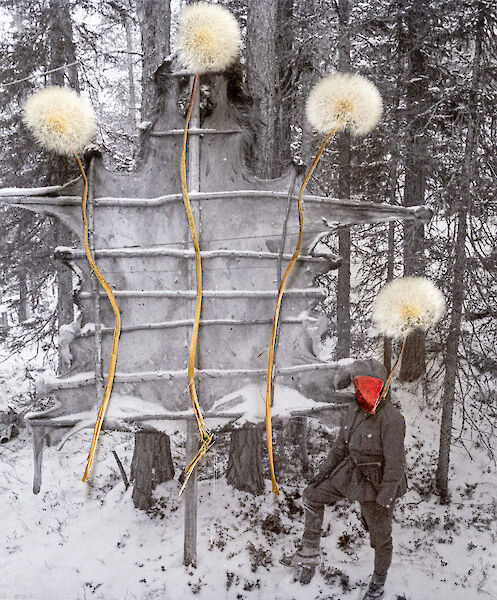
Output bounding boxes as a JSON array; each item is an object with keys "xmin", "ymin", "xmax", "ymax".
[{"xmin": 302, "ymin": 478, "xmax": 394, "ymax": 576}]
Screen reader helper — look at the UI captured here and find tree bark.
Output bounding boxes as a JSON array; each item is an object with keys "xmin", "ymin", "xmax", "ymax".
[
  {"xmin": 48, "ymin": 0, "xmax": 79, "ymax": 90},
  {"xmin": 0, "ymin": 286, "xmax": 7, "ymax": 328},
  {"xmin": 235, "ymin": 0, "xmax": 296, "ymax": 488},
  {"xmin": 335, "ymin": 0, "xmax": 352, "ymax": 360},
  {"xmin": 289, "ymin": 416, "xmax": 310, "ymax": 474},
  {"xmin": 226, "ymin": 426, "xmax": 264, "ymax": 495},
  {"xmin": 436, "ymin": 5, "xmax": 483, "ymax": 501},
  {"xmin": 123, "ymin": 11, "xmax": 137, "ymax": 130},
  {"xmin": 130, "ymin": 432, "xmax": 175, "ymax": 510},
  {"xmin": 128, "ymin": 1, "xmax": 173, "ymax": 506},
  {"xmin": 399, "ymin": 0, "xmax": 429, "ymax": 381},
  {"xmin": 18, "ymin": 269, "xmax": 27, "ymax": 323},
  {"xmin": 245, "ymin": 0, "xmax": 279, "ymax": 178},
  {"xmin": 383, "ymin": 11, "xmax": 404, "ymax": 378},
  {"xmin": 135, "ymin": 0, "xmax": 170, "ymax": 122},
  {"xmin": 48, "ymin": 0, "xmax": 77, "ymax": 353}
]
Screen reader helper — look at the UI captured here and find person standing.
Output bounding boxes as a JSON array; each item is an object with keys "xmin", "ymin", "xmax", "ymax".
[{"xmin": 282, "ymin": 375, "xmax": 407, "ymax": 598}]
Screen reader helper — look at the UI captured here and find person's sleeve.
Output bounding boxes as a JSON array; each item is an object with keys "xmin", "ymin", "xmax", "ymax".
[
  {"xmin": 312, "ymin": 409, "xmax": 349, "ymax": 483},
  {"xmin": 376, "ymin": 413, "xmax": 406, "ymax": 507}
]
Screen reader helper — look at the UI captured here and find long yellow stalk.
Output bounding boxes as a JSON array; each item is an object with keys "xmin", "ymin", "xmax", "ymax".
[
  {"xmin": 265, "ymin": 127, "xmax": 338, "ymax": 495},
  {"xmin": 179, "ymin": 74, "xmax": 214, "ymax": 495},
  {"xmin": 76, "ymin": 153, "xmax": 122, "ymax": 483}
]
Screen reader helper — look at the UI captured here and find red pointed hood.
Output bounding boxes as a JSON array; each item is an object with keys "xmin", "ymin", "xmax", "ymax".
[{"xmin": 354, "ymin": 376, "xmax": 385, "ymax": 414}]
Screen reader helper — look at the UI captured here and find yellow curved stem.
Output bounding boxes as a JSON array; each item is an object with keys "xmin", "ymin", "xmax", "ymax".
[
  {"xmin": 178, "ymin": 74, "xmax": 213, "ymax": 495},
  {"xmin": 265, "ymin": 127, "xmax": 338, "ymax": 495},
  {"xmin": 75, "ymin": 153, "xmax": 122, "ymax": 483}
]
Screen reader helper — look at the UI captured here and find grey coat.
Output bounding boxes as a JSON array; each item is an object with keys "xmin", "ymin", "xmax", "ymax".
[{"xmin": 315, "ymin": 399, "xmax": 408, "ymax": 507}]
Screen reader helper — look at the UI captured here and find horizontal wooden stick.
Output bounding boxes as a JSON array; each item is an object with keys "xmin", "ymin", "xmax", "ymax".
[
  {"xmin": 54, "ymin": 246, "xmax": 334, "ymax": 263},
  {"xmin": 78, "ymin": 288, "xmax": 326, "ymax": 300},
  {"xmin": 0, "ymin": 177, "xmax": 79, "ymax": 197},
  {"xmin": 78, "ymin": 316, "xmax": 313, "ymax": 336},
  {"xmin": 0, "ymin": 189, "xmax": 432, "ymax": 224},
  {"xmin": 41, "ymin": 361, "xmax": 344, "ymax": 390},
  {"xmin": 150, "ymin": 128, "xmax": 242, "ymax": 137},
  {"xmin": 27, "ymin": 399, "xmax": 351, "ymax": 428},
  {"xmin": 0, "ymin": 195, "xmax": 81, "ymax": 206}
]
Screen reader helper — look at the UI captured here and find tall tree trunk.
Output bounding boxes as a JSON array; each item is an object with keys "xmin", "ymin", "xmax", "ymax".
[
  {"xmin": 229, "ymin": 0, "xmax": 295, "ymax": 492},
  {"xmin": 18, "ymin": 269, "xmax": 27, "ymax": 323},
  {"xmin": 245, "ymin": 0, "xmax": 278, "ymax": 178},
  {"xmin": 0, "ymin": 286, "xmax": 7, "ymax": 328},
  {"xmin": 399, "ymin": 0, "xmax": 430, "ymax": 382},
  {"xmin": 131, "ymin": 432, "xmax": 175, "ymax": 509},
  {"xmin": 136, "ymin": 0, "xmax": 170, "ymax": 122},
  {"xmin": 48, "ymin": 0, "xmax": 77, "ymax": 343},
  {"xmin": 335, "ymin": 0, "xmax": 352, "ymax": 359},
  {"xmin": 436, "ymin": 6, "xmax": 483, "ymax": 501},
  {"xmin": 123, "ymin": 12, "xmax": 137, "ymax": 130},
  {"xmin": 130, "ymin": 1, "xmax": 174, "ymax": 496},
  {"xmin": 226, "ymin": 427, "xmax": 264, "ymax": 495},
  {"xmin": 383, "ymin": 11, "xmax": 404, "ymax": 376}
]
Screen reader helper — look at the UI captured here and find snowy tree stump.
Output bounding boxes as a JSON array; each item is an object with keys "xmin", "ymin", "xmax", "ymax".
[
  {"xmin": 289, "ymin": 416, "xmax": 310, "ymax": 474},
  {"xmin": 130, "ymin": 432, "xmax": 174, "ymax": 510},
  {"xmin": 226, "ymin": 426, "xmax": 264, "ymax": 495}
]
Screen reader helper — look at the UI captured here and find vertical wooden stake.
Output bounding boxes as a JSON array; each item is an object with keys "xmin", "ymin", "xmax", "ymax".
[
  {"xmin": 32, "ymin": 426, "xmax": 46, "ymax": 495},
  {"xmin": 183, "ymin": 73, "xmax": 201, "ymax": 568},
  {"xmin": 87, "ymin": 159, "xmax": 105, "ymax": 402},
  {"xmin": 184, "ymin": 419, "xmax": 198, "ymax": 567}
]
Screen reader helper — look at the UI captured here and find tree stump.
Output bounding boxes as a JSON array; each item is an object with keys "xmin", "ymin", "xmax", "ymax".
[
  {"xmin": 289, "ymin": 416, "xmax": 310, "ymax": 475},
  {"xmin": 226, "ymin": 426, "xmax": 264, "ymax": 495},
  {"xmin": 130, "ymin": 432, "xmax": 175, "ymax": 510}
]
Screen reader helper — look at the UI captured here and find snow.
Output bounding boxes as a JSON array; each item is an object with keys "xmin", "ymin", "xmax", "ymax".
[
  {"xmin": 212, "ymin": 383, "xmax": 330, "ymax": 424},
  {"xmin": 0, "ymin": 345, "xmax": 53, "ymax": 413},
  {"xmin": 58, "ymin": 312, "xmax": 82, "ymax": 369},
  {"xmin": 1, "ymin": 355, "xmax": 496, "ymax": 599},
  {"xmin": 53, "ymin": 394, "xmax": 191, "ymax": 423}
]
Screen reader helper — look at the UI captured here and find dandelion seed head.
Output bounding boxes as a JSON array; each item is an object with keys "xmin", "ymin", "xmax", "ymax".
[
  {"xmin": 306, "ymin": 72, "xmax": 383, "ymax": 136},
  {"xmin": 178, "ymin": 2, "xmax": 241, "ymax": 74},
  {"xmin": 23, "ymin": 86, "xmax": 96, "ymax": 155},
  {"xmin": 373, "ymin": 276, "xmax": 446, "ymax": 339}
]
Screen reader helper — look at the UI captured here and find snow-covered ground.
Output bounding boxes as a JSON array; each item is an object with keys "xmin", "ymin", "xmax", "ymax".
[{"xmin": 1, "ymin": 360, "xmax": 496, "ymax": 600}]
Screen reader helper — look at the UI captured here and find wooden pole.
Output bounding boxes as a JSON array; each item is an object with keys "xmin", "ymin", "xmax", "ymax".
[
  {"xmin": 183, "ymin": 73, "xmax": 201, "ymax": 568},
  {"xmin": 87, "ymin": 160, "xmax": 104, "ymax": 402},
  {"xmin": 32, "ymin": 425, "xmax": 45, "ymax": 494},
  {"xmin": 183, "ymin": 419, "xmax": 198, "ymax": 567}
]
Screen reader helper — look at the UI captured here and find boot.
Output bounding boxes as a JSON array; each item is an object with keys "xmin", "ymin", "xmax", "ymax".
[
  {"xmin": 280, "ymin": 543, "xmax": 321, "ymax": 567},
  {"xmin": 362, "ymin": 573, "xmax": 386, "ymax": 599}
]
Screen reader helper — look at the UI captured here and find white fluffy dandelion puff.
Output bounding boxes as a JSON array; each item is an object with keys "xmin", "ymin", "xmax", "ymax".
[
  {"xmin": 178, "ymin": 2, "xmax": 241, "ymax": 74},
  {"xmin": 306, "ymin": 72, "xmax": 383, "ymax": 136},
  {"xmin": 23, "ymin": 86, "xmax": 96, "ymax": 156},
  {"xmin": 373, "ymin": 276, "xmax": 446, "ymax": 339}
]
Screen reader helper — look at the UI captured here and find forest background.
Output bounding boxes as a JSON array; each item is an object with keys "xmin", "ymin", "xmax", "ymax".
[{"xmin": 0, "ymin": 1, "xmax": 496, "ymax": 599}]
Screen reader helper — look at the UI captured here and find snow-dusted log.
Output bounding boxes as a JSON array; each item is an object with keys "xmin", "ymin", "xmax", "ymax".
[
  {"xmin": 0, "ymin": 188, "xmax": 431, "ymax": 225},
  {"xmin": 150, "ymin": 127, "xmax": 242, "ymax": 136},
  {"xmin": 40, "ymin": 362, "xmax": 351, "ymax": 391},
  {"xmin": 78, "ymin": 288, "xmax": 326, "ymax": 300},
  {"xmin": 78, "ymin": 316, "xmax": 313, "ymax": 336},
  {"xmin": 54, "ymin": 246, "xmax": 336, "ymax": 264},
  {"xmin": 0, "ymin": 177, "xmax": 79, "ymax": 197}
]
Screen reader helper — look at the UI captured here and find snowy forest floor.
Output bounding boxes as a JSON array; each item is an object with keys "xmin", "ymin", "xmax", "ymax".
[{"xmin": 1, "ymin": 352, "xmax": 496, "ymax": 600}]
